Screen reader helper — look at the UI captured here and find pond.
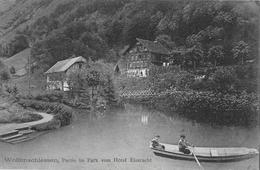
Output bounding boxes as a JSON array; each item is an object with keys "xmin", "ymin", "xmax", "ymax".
[{"xmin": 0, "ymin": 104, "xmax": 259, "ymax": 170}]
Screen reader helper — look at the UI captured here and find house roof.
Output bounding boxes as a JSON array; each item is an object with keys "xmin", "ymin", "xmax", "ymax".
[
  {"xmin": 170, "ymin": 48, "xmax": 193, "ymax": 55},
  {"xmin": 119, "ymin": 45, "xmax": 131, "ymax": 56},
  {"xmin": 45, "ymin": 56, "xmax": 86, "ymax": 74},
  {"xmin": 136, "ymin": 38, "xmax": 170, "ymax": 55}
]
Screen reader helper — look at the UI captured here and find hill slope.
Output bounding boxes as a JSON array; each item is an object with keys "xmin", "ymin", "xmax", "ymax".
[
  {"xmin": 3, "ymin": 48, "xmax": 30, "ymax": 76},
  {"xmin": 0, "ymin": 0, "xmax": 16, "ymax": 14},
  {"xmin": 0, "ymin": 0, "xmax": 71, "ymax": 43}
]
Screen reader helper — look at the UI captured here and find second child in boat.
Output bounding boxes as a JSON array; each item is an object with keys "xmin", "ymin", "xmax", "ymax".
[{"xmin": 178, "ymin": 134, "xmax": 193, "ymax": 154}]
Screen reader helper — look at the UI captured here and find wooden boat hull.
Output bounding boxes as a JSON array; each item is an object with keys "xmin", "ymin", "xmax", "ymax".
[{"xmin": 150, "ymin": 142, "xmax": 259, "ymax": 162}]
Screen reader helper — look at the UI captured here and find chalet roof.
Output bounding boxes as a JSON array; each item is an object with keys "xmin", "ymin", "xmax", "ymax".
[
  {"xmin": 170, "ymin": 48, "xmax": 193, "ymax": 55},
  {"xmin": 136, "ymin": 38, "xmax": 170, "ymax": 55},
  {"xmin": 119, "ymin": 45, "xmax": 130, "ymax": 56},
  {"xmin": 45, "ymin": 56, "xmax": 86, "ymax": 74}
]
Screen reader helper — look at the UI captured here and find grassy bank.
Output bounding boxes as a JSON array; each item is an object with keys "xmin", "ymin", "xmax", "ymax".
[
  {"xmin": 18, "ymin": 99, "xmax": 75, "ymax": 130},
  {"xmin": 0, "ymin": 110, "xmax": 42, "ymax": 124},
  {"xmin": 0, "ymin": 95, "xmax": 42, "ymax": 123},
  {"xmin": 124, "ymin": 90, "xmax": 259, "ymax": 126}
]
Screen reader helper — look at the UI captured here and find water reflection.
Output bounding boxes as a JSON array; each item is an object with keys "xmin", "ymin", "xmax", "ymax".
[{"xmin": 141, "ymin": 115, "xmax": 148, "ymax": 125}]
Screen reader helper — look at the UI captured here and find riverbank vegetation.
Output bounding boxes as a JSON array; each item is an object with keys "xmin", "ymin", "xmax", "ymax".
[
  {"xmin": 0, "ymin": 95, "xmax": 42, "ymax": 123},
  {"xmin": 18, "ymin": 99, "xmax": 74, "ymax": 129},
  {"xmin": 125, "ymin": 90, "xmax": 258, "ymax": 126},
  {"xmin": 121, "ymin": 62, "xmax": 258, "ymax": 126}
]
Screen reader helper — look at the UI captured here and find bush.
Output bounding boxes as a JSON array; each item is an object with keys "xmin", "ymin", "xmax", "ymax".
[
  {"xmin": 0, "ymin": 70, "xmax": 10, "ymax": 83},
  {"xmin": 12, "ymin": 112, "xmax": 43, "ymax": 123},
  {"xmin": 5, "ymin": 85, "xmax": 19, "ymax": 95},
  {"xmin": 30, "ymin": 92, "xmax": 66, "ymax": 103},
  {"xmin": 9, "ymin": 66, "xmax": 16, "ymax": 74},
  {"xmin": 18, "ymin": 99, "xmax": 75, "ymax": 127}
]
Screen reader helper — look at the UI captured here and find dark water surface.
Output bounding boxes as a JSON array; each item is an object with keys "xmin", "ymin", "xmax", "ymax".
[{"xmin": 0, "ymin": 104, "xmax": 259, "ymax": 170}]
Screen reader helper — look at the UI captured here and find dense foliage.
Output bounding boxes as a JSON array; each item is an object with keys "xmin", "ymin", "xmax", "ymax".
[
  {"xmin": 1, "ymin": 0, "xmax": 257, "ymax": 70},
  {"xmin": 67, "ymin": 61, "xmax": 117, "ymax": 108},
  {"xmin": 18, "ymin": 99, "xmax": 74, "ymax": 127},
  {"xmin": 126, "ymin": 90, "xmax": 258, "ymax": 126},
  {"xmin": 0, "ymin": 61, "xmax": 10, "ymax": 91}
]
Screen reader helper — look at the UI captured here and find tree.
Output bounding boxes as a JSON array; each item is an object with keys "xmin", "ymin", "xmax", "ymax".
[
  {"xmin": 208, "ymin": 45, "xmax": 224, "ymax": 66},
  {"xmin": 123, "ymin": 12, "xmax": 155, "ymax": 46},
  {"xmin": 9, "ymin": 66, "xmax": 16, "ymax": 74},
  {"xmin": 211, "ymin": 67, "xmax": 237, "ymax": 93},
  {"xmin": 67, "ymin": 68, "xmax": 86, "ymax": 104},
  {"xmin": 0, "ymin": 69, "xmax": 10, "ymax": 91},
  {"xmin": 104, "ymin": 75, "xmax": 117, "ymax": 107},
  {"xmin": 67, "ymin": 61, "xmax": 109, "ymax": 108},
  {"xmin": 10, "ymin": 34, "xmax": 29, "ymax": 55},
  {"xmin": 185, "ymin": 43, "xmax": 204, "ymax": 69},
  {"xmin": 232, "ymin": 41, "xmax": 249, "ymax": 65},
  {"xmin": 104, "ymin": 19, "xmax": 123, "ymax": 46},
  {"xmin": 155, "ymin": 34, "xmax": 176, "ymax": 50}
]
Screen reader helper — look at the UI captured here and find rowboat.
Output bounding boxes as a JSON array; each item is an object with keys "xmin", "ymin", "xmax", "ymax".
[{"xmin": 149, "ymin": 142, "xmax": 259, "ymax": 162}]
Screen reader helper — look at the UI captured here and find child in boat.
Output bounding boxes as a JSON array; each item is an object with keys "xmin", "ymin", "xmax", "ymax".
[
  {"xmin": 151, "ymin": 135, "xmax": 165, "ymax": 150},
  {"xmin": 178, "ymin": 134, "xmax": 193, "ymax": 154}
]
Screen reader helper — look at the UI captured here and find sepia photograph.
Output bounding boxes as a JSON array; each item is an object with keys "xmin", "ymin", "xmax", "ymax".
[{"xmin": 0, "ymin": 0, "xmax": 259, "ymax": 169}]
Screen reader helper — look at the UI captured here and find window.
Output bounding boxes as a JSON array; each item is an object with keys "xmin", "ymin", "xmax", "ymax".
[{"xmin": 79, "ymin": 63, "xmax": 82, "ymax": 69}]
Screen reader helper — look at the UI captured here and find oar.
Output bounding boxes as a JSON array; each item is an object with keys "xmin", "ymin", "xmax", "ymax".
[{"xmin": 189, "ymin": 146, "xmax": 204, "ymax": 170}]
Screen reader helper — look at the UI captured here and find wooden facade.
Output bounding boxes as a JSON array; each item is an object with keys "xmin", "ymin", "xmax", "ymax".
[
  {"xmin": 124, "ymin": 38, "xmax": 171, "ymax": 78},
  {"xmin": 45, "ymin": 56, "xmax": 86, "ymax": 91}
]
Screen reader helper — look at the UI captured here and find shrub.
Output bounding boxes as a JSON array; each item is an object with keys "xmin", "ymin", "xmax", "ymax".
[
  {"xmin": 0, "ymin": 70, "xmax": 10, "ymax": 83},
  {"xmin": 9, "ymin": 66, "xmax": 16, "ymax": 74},
  {"xmin": 32, "ymin": 92, "xmax": 66, "ymax": 103},
  {"xmin": 5, "ymin": 85, "xmax": 19, "ymax": 95},
  {"xmin": 211, "ymin": 67, "xmax": 237, "ymax": 93},
  {"xmin": 18, "ymin": 99, "xmax": 75, "ymax": 127}
]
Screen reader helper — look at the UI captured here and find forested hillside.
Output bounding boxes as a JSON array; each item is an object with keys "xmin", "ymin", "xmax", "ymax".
[
  {"xmin": 0, "ymin": 0, "xmax": 16, "ymax": 14},
  {"xmin": 0, "ymin": 0, "xmax": 258, "ymax": 70}
]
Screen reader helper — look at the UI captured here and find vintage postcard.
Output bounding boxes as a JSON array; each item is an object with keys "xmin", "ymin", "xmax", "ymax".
[{"xmin": 0, "ymin": 0, "xmax": 259, "ymax": 170}]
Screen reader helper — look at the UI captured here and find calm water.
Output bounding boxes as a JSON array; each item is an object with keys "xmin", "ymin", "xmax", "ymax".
[{"xmin": 0, "ymin": 104, "xmax": 259, "ymax": 170}]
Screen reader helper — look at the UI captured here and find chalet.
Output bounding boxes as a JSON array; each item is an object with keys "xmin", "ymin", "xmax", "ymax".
[
  {"xmin": 45, "ymin": 56, "xmax": 86, "ymax": 91},
  {"xmin": 121, "ymin": 38, "xmax": 172, "ymax": 77},
  {"xmin": 115, "ymin": 38, "xmax": 192, "ymax": 78}
]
